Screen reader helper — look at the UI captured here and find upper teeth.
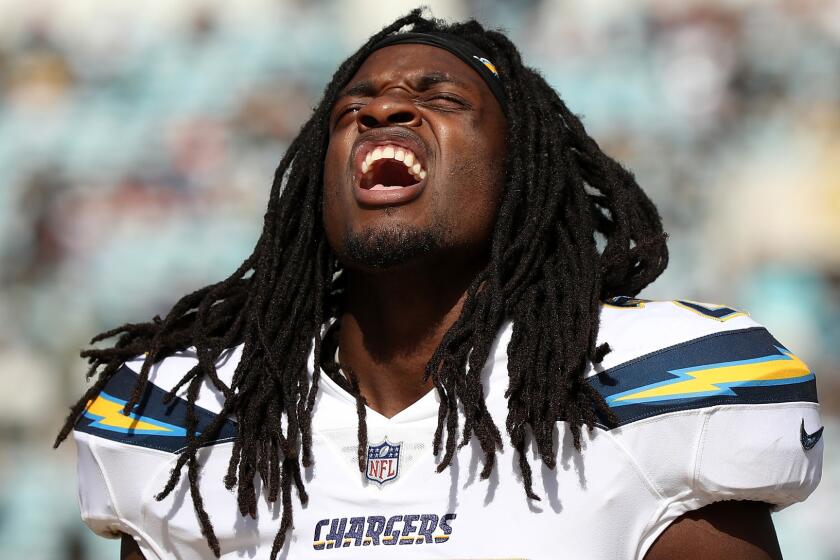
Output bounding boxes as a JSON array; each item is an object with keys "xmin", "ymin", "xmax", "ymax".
[{"xmin": 361, "ymin": 144, "xmax": 427, "ymax": 180}]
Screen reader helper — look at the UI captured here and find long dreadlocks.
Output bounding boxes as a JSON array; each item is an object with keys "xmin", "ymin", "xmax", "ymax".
[{"xmin": 56, "ymin": 10, "xmax": 668, "ymax": 559}]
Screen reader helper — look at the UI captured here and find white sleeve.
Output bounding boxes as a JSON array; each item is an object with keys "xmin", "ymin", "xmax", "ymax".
[
  {"xmin": 621, "ymin": 402, "xmax": 823, "ymax": 559},
  {"xmin": 71, "ymin": 359, "xmax": 238, "ymax": 559},
  {"xmin": 592, "ymin": 301, "xmax": 823, "ymax": 558},
  {"xmin": 74, "ymin": 431, "xmax": 123, "ymax": 539},
  {"xmin": 74, "ymin": 430, "xmax": 177, "ymax": 560},
  {"xmin": 695, "ymin": 402, "xmax": 822, "ymax": 509}
]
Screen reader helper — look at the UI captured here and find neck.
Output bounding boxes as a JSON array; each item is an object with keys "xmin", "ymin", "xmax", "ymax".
[{"xmin": 338, "ymin": 254, "xmax": 484, "ymax": 417}]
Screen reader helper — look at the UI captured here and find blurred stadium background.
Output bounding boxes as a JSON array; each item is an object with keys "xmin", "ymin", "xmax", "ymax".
[{"xmin": 0, "ymin": 0, "xmax": 837, "ymax": 558}]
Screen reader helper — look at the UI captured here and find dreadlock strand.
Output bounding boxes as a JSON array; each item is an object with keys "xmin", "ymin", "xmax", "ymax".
[
  {"xmin": 346, "ymin": 367, "xmax": 369, "ymax": 473},
  {"xmin": 302, "ymin": 242, "xmax": 333, "ymax": 467}
]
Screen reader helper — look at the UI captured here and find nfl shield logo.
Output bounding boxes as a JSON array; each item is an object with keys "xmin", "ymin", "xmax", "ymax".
[{"xmin": 366, "ymin": 439, "xmax": 401, "ymax": 485}]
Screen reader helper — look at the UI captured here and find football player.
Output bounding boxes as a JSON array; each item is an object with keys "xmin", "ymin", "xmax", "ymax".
[{"xmin": 57, "ymin": 10, "xmax": 822, "ymax": 560}]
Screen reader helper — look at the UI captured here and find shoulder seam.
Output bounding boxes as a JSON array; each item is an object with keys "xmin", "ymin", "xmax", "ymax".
[
  {"xmin": 603, "ymin": 431, "xmax": 665, "ymax": 501},
  {"xmin": 174, "ymin": 436, "xmax": 237, "ymax": 454},
  {"xmin": 85, "ymin": 434, "xmax": 127, "ymax": 523},
  {"xmin": 75, "ymin": 431, "xmax": 175, "ymax": 457},
  {"xmin": 611, "ymin": 395, "xmax": 813, "ymax": 428},
  {"xmin": 606, "ymin": 401, "xmax": 819, "ymax": 432},
  {"xmin": 692, "ymin": 410, "xmax": 712, "ymax": 493},
  {"xmin": 82, "ymin": 433, "xmax": 173, "ymax": 560},
  {"xmin": 138, "ymin": 449, "xmax": 188, "ymax": 550}
]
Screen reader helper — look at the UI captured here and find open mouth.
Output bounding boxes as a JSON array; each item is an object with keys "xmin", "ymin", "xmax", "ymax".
[{"xmin": 359, "ymin": 144, "xmax": 426, "ymax": 191}]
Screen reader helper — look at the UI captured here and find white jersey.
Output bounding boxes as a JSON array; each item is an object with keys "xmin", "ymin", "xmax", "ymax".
[{"xmin": 73, "ymin": 298, "xmax": 823, "ymax": 559}]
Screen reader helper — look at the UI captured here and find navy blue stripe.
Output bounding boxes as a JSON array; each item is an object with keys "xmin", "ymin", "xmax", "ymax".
[
  {"xmin": 75, "ymin": 365, "xmax": 238, "ymax": 453},
  {"xmin": 588, "ymin": 327, "xmax": 818, "ymax": 429}
]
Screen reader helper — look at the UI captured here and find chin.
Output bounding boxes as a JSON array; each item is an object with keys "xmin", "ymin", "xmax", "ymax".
[{"xmin": 339, "ymin": 223, "xmax": 445, "ymax": 270}]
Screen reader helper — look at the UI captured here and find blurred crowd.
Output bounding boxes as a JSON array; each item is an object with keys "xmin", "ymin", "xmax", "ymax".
[{"xmin": 0, "ymin": 0, "xmax": 837, "ymax": 558}]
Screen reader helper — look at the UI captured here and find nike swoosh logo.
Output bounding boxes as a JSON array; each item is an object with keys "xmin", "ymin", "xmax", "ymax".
[{"xmin": 800, "ymin": 418, "xmax": 824, "ymax": 451}]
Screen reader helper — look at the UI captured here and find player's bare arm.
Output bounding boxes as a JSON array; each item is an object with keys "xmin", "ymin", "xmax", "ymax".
[
  {"xmin": 120, "ymin": 534, "xmax": 145, "ymax": 560},
  {"xmin": 646, "ymin": 501, "xmax": 783, "ymax": 560}
]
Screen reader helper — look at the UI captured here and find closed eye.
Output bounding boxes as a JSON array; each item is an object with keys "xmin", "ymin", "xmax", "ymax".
[
  {"xmin": 341, "ymin": 104, "xmax": 363, "ymax": 116},
  {"xmin": 419, "ymin": 94, "xmax": 471, "ymax": 110},
  {"xmin": 332, "ymin": 103, "xmax": 365, "ymax": 126}
]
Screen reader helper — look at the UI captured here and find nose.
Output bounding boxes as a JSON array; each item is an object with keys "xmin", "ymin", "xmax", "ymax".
[{"xmin": 356, "ymin": 92, "xmax": 421, "ymax": 131}]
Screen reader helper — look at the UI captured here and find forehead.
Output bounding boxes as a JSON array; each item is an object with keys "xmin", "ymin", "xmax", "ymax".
[{"xmin": 341, "ymin": 43, "xmax": 490, "ymax": 96}]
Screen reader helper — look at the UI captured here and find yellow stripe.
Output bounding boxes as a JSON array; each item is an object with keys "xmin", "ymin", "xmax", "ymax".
[
  {"xmin": 613, "ymin": 351, "xmax": 810, "ymax": 403},
  {"xmin": 85, "ymin": 396, "xmax": 172, "ymax": 433}
]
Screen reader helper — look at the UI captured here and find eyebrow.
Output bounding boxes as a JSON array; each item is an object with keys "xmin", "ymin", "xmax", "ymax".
[
  {"xmin": 339, "ymin": 79, "xmax": 377, "ymax": 99},
  {"xmin": 338, "ymin": 71, "xmax": 472, "ymax": 99},
  {"xmin": 414, "ymin": 71, "xmax": 471, "ymax": 91}
]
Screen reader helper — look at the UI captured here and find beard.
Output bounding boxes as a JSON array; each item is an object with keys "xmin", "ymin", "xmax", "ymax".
[{"xmin": 341, "ymin": 222, "xmax": 447, "ymax": 270}]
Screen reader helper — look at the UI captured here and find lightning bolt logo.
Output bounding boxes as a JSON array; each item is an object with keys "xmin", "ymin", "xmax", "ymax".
[
  {"xmin": 607, "ymin": 347, "xmax": 813, "ymax": 407},
  {"xmin": 83, "ymin": 392, "xmax": 187, "ymax": 436},
  {"xmin": 472, "ymin": 55, "xmax": 499, "ymax": 77}
]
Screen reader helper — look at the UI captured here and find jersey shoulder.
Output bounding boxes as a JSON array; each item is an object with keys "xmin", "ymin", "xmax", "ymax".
[
  {"xmin": 590, "ymin": 296, "xmax": 818, "ymax": 426},
  {"xmin": 74, "ymin": 347, "xmax": 240, "ymax": 453},
  {"xmin": 598, "ymin": 297, "xmax": 758, "ymax": 362},
  {"xmin": 72, "ymin": 347, "xmax": 241, "ymax": 542},
  {"xmin": 587, "ymin": 297, "xmax": 822, "ymax": 542}
]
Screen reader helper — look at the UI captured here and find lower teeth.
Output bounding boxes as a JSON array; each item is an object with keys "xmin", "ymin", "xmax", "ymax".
[{"xmin": 369, "ymin": 185, "xmax": 405, "ymax": 191}]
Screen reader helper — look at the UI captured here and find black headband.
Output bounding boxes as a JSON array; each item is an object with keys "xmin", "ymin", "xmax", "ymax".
[{"xmin": 369, "ymin": 31, "xmax": 507, "ymax": 112}]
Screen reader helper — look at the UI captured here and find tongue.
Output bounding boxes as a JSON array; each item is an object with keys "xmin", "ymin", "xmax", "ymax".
[{"xmin": 369, "ymin": 184, "xmax": 406, "ymax": 191}]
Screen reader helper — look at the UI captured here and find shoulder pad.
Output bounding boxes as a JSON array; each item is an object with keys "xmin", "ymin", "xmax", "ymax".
[
  {"xmin": 590, "ymin": 300, "xmax": 817, "ymax": 428},
  {"xmin": 75, "ymin": 363, "xmax": 237, "ymax": 454}
]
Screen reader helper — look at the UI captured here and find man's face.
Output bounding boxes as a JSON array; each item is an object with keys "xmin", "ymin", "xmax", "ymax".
[{"xmin": 323, "ymin": 44, "xmax": 507, "ymax": 271}]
